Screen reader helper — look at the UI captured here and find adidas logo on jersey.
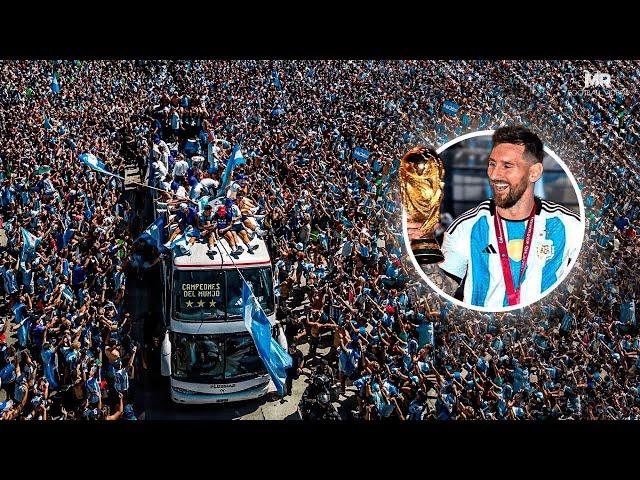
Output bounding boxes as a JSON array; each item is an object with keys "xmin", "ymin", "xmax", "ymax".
[{"xmin": 482, "ymin": 244, "xmax": 497, "ymax": 254}]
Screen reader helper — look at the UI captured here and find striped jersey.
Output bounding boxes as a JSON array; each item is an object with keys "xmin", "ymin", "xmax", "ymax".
[{"xmin": 439, "ymin": 197, "xmax": 582, "ymax": 308}]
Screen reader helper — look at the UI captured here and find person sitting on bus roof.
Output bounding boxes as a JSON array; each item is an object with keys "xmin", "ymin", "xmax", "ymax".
[
  {"xmin": 167, "ymin": 203, "xmax": 199, "ymax": 244},
  {"xmin": 226, "ymin": 172, "xmax": 248, "ymax": 200},
  {"xmin": 197, "ymin": 204, "xmax": 218, "ymax": 255},
  {"xmin": 214, "ymin": 205, "xmax": 242, "ymax": 256},
  {"xmin": 236, "ymin": 190, "xmax": 267, "ymax": 239},
  {"xmin": 225, "ymin": 198, "xmax": 259, "ymax": 255}
]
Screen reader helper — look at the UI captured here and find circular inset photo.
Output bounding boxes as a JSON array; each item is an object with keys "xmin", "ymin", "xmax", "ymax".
[{"xmin": 402, "ymin": 126, "xmax": 586, "ymax": 312}]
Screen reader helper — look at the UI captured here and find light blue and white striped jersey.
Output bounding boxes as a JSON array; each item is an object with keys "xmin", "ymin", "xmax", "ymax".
[{"xmin": 439, "ymin": 198, "xmax": 582, "ymax": 308}]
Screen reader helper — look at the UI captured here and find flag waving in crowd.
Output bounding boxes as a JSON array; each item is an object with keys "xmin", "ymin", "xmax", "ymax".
[
  {"xmin": 78, "ymin": 152, "xmax": 120, "ymax": 177},
  {"xmin": 50, "ymin": 71, "xmax": 60, "ymax": 94}
]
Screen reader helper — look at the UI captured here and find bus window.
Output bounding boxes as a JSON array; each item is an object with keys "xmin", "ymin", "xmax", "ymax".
[
  {"xmin": 225, "ymin": 334, "xmax": 267, "ymax": 379},
  {"xmin": 225, "ymin": 268, "xmax": 274, "ymax": 318},
  {"xmin": 172, "ymin": 333, "xmax": 225, "ymax": 382},
  {"xmin": 173, "ymin": 270, "xmax": 225, "ymax": 321},
  {"xmin": 171, "ymin": 333, "xmax": 265, "ymax": 383}
]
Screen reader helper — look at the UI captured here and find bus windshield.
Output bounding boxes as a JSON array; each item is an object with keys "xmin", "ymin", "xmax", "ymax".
[
  {"xmin": 171, "ymin": 332, "xmax": 266, "ymax": 383},
  {"xmin": 225, "ymin": 268, "xmax": 274, "ymax": 317},
  {"xmin": 173, "ymin": 267, "xmax": 274, "ymax": 321}
]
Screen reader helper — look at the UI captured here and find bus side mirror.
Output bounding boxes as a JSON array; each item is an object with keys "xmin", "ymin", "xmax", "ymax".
[{"xmin": 161, "ymin": 330, "xmax": 172, "ymax": 377}]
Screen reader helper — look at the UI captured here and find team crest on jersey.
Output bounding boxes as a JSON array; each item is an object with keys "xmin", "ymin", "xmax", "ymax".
[{"xmin": 536, "ymin": 239, "xmax": 554, "ymax": 262}]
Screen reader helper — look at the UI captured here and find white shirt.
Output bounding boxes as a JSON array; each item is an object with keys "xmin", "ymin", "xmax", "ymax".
[
  {"xmin": 230, "ymin": 204, "xmax": 243, "ymax": 225},
  {"xmin": 153, "ymin": 160, "xmax": 167, "ymax": 181},
  {"xmin": 208, "ymin": 143, "xmax": 221, "ymax": 167},
  {"xmin": 439, "ymin": 198, "xmax": 583, "ymax": 309},
  {"xmin": 173, "ymin": 159, "xmax": 189, "ymax": 178},
  {"xmin": 175, "ymin": 186, "xmax": 187, "ymax": 199},
  {"xmin": 200, "ymin": 178, "xmax": 219, "ymax": 195},
  {"xmin": 226, "ymin": 182, "xmax": 242, "ymax": 200}
]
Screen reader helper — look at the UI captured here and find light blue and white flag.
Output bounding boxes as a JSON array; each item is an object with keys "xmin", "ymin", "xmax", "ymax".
[
  {"xmin": 21, "ymin": 227, "xmax": 41, "ymax": 252},
  {"xmin": 61, "ymin": 284, "xmax": 74, "ymax": 303},
  {"xmin": 272, "ymin": 70, "xmax": 282, "ymax": 91},
  {"xmin": 12, "ymin": 302, "xmax": 30, "ymax": 347},
  {"xmin": 20, "ymin": 227, "xmax": 41, "ymax": 268},
  {"xmin": 78, "ymin": 153, "xmax": 121, "ymax": 178},
  {"xmin": 243, "ymin": 280, "xmax": 292, "ymax": 396},
  {"xmin": 138, "ymin": 216, "xmax": 168, "ymax": 253},
  {"xmin": 198, "ymin": 195, "xmax": 211, "ymax": 214},
  {"xmin": 51, "ymin": 73, "xmax": 60, "ymax": 94},
  {"xmin": 218, "ymin": 144, "xmax": 245, "ymax": 196},
  {"xmin": 164, "ymin": 225, "xmax": 199, "ymax": 256}
]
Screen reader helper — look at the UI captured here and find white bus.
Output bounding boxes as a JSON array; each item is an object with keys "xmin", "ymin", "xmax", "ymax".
[{"xmin": 158, "ymin": 229, "xmax": 286, "ymax": 404}]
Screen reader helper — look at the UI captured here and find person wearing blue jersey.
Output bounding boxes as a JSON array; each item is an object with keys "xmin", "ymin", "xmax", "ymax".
[
  {"xmin": 213, "ymin": 205, "xmax": 242, "ymax": 256},
  {"xmin": 166, "ymin": 202, "xmax": 199, "ymax": 246},
  {"xmin": 197, "ymin": 204, "xmax": 218, "ymax": 255},
  {"xmin": 437, "ymin": 126, "xmax": 582, "ymax": 309}
]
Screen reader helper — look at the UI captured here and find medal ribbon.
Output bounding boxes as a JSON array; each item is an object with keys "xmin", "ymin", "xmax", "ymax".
[{"xmin": 494, "ymin": 204, "xmax": 536, "ymax": 306}]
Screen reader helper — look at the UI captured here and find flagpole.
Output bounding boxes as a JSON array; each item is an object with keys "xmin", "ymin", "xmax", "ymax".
[{"xmin": 83, "ymin": 164, "xmax": 200, "ymax": 207}]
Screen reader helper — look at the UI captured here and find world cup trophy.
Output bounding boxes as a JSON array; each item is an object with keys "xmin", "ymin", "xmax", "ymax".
[{"xmin": 400, "ymin": 145, "xmax": 445, "ymax": 265}]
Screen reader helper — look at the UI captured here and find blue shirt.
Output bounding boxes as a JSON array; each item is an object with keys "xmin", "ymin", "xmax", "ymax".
[
  {"xmin": 416, "ymin": 322, "xmax": 434, "ymax": 348},
  {"xmin": 72, "ymin": 265, "xmax": 86, "ymax": 286},
  {"xmin": 177, "ymin": 207, "xmax": 198, "ymax": 229}
]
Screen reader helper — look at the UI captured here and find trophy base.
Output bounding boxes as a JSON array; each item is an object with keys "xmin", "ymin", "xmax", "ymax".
[{"xmin": 410, "ymin": 237, "xmax": 444, "ymax": 265}]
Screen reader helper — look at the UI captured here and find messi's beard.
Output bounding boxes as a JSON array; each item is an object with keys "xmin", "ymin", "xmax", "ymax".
[{"xmin": 491, "ymin": 176, "xmax": 529, "ymax": 209}]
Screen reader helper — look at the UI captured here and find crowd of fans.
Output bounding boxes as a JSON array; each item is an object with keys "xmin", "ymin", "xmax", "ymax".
[{"xmin": 0, "ymin": 60, "xmax": 638, "ymax": 420}]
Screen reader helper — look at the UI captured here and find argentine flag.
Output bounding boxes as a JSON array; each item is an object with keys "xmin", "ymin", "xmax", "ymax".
[
  {"xmin": 79, "ymin": 153, "xmax": 118, "ymax": 177},
  {"xmin": 51, "ymin": 73, "xmax": 60, "ymax": 94},
  {"xmin": 164, "ymin": 225, "xmax": 199, "ymax": 256},
  {"xmin": 12, "ymin": 302, "xmax": 30, "ymax": 348},
  {"xmin": 139, "ymin": 217, "xmax": 168, "ymax": 253},
  {"xmin": 242, "ymin": 280, "xmax": 292, "ymax": 396},
  {"xmin": 21, "ymin": 227, "xmax": 41, "ymax": 251},
  {"xmin": 272, "ymin": 70, "xmax": 282, "ymax": 91},
  {"xmin": 20, "ymin": 227, "xmax": 41, "ymax": 268},
  {"xmin": 198, "ymin": 195, "xmax": 211, "ymax": 214},
  {"xmin": 61, "ymin": 284, "xmax": 74, "ymax": 303},
  {"xmin": 218, "ymin": 144, "xmax": 246, "ymax": 196}
]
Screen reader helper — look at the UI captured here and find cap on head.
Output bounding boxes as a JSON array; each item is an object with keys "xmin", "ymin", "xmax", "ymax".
[{"xmin": 179, "ymin": 203, "xmax": 188, "ymax": 210}]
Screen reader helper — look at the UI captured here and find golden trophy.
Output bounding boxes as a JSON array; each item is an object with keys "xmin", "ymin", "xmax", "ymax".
[{"xmin": 400, "ymin": 145, "xmax": 445, "ymax": 264}]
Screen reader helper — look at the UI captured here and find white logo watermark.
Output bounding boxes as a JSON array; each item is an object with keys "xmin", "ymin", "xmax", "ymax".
[{"xmin": 584, "ymin": 71, "xmax": 611, "ymax": 88}]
